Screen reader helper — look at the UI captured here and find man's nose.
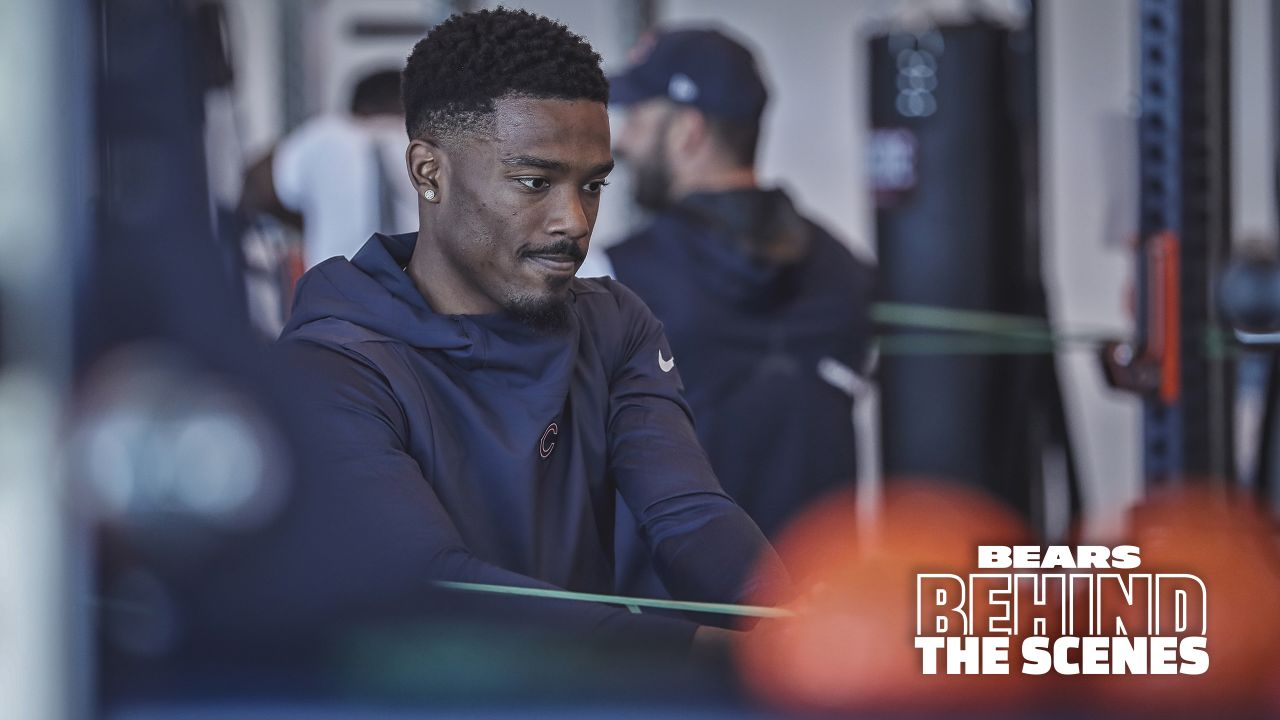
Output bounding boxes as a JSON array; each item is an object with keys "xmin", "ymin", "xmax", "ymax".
[{"xmin": 547, "ymin": 188, "xmax": 590, "ymax": 240}]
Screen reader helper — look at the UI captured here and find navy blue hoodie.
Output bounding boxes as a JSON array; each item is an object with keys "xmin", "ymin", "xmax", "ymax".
[
  {"xmin": 277, "ymin": 232, "xmax": 787, "ymax": 647},
  {"xmin": 608, "ymin": 189, "xmax": 874, "ymax": 597}
]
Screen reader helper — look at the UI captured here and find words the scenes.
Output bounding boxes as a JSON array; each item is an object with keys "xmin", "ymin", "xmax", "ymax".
[{"xmin": 914, "ymin": 545, "xmax": 1209, "ymax": 676}]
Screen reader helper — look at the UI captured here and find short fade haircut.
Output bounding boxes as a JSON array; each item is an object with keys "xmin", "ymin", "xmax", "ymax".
[{"xmin": 401, "ymin": 8, "xmax": 609, "ymax": 141}]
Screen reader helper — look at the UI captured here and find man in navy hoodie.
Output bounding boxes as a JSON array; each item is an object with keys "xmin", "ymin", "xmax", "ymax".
[
  {"xmin": 277, "ymin": 9, "xmax": 788, "ymax": 650},
  {"xmin": 602, "ymin": 29, "xmax": 876, "ymax": 598}
]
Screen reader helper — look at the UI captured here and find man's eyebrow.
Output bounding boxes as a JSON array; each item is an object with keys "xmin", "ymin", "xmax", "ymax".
[
  {"xmin": 501, "ymin": 155, "xmax": 568, "ymax": 172},
  {"xmin": 501, "ymin": 156, "xmax": 615, "ymax": 176}
]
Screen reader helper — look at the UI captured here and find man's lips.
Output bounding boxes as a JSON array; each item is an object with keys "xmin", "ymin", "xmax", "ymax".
[{"xmin": 524, "ymin": 252, "xmax": 579, "ymax": 274}]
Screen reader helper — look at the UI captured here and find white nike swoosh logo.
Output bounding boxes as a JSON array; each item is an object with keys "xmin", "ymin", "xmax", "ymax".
[{"xmin": 658, "ymin": 350, "xmax": 675, "ymax": 373}]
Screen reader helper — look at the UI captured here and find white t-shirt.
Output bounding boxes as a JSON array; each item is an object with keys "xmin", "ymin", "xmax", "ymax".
[{"xmin": 273, "ymin": 115, "xmax": 419, "ymax": 268}]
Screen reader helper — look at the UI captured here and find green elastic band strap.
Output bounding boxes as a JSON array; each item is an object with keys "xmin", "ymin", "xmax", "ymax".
[
  {"xmin": 872, "ymin": 302, "xmax": 1239, "ymax": 358},
  {"xmin": 872, "ymin": 301, "xmax": 1055, "ymax": 337},
  {"xmin": 435, "ymin": 581, "xmax": 794, "ymax": 619}
]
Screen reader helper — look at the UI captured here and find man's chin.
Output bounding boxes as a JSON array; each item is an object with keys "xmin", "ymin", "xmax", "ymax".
[{"xmin": 506, "ymin": 291, "xmax": 572, "ymax": 333}]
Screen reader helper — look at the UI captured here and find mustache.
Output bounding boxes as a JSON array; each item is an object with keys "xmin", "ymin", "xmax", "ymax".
[{"xmin": 523, "ymin": 240, "xmax": 586, "ymax": 262}]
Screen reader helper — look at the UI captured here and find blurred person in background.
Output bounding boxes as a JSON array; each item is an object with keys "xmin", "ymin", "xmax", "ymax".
[
  {"xmin": 240, "ymin": 68, "xmax": 418, "ymax": 270},
  {"xmin": 275, "ymin": 8, "xmax": 789, "ymax": 651},
  {"xmin": 599, "ymin": 28, "xmax": 876, "ymax": 598}
]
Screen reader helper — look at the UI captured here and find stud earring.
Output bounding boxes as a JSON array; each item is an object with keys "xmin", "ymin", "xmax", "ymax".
[{"xmin": 423, "ymin": 188, "xmax": 437, "ymax": 201}]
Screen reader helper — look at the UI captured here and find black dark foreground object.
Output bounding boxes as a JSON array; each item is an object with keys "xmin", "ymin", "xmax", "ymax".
[{"xmin": 869, "ymin": 16, "xmax": 1081, "ymax": 537}]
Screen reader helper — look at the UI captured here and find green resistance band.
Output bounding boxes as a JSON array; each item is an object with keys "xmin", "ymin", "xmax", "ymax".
[
  {"xmin": 435, "ymin": 580, "xmax": 794, "ymax": 619},
  {"xmin": 872, "ymin": 301, "xmax": 1240, "ymax": 358},
  {"xmin": 874, "ymin": 301, "xmax": 1061, "ymax": 338}
]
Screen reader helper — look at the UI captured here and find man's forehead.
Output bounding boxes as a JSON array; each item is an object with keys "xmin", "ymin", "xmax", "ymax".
[{"xmin": 490, "ymin": 96, "xmax": 611, "ymax": 161}]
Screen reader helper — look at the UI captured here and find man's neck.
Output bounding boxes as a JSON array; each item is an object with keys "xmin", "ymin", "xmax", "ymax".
[{"xmin": 405, "ymin": 231, "xmax": 499, "ymax": 315}]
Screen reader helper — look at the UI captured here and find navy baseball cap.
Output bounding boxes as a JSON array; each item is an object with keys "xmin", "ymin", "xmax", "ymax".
[{"xmin": 609, "ymin": 28, "xmax": 768, "ymax": 123}]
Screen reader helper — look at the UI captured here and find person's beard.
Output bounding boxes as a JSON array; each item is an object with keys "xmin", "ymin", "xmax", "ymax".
[
  {"xmin": 631, "ymin": 150, "xmax": 673, "ymax": 212},
  {"xmin": 504, "ymin": 238, "xmax": 583, "ymax": 333},
  {"xmin": 630, "ymin": 113, "xmax": 675, "ymax": 212},
  {"xmin": 505, "ymin": 293, "xmax": 571, "ymax": 333}
]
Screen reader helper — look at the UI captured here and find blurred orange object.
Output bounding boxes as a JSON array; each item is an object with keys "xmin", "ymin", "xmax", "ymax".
[
  {"xmin": 1083, "ymin": 484, "xmax": 1280, "ymax": 716},
  {"xmin": 736, "ymin": 480, "xmax": 1046, "ymax": 714}
]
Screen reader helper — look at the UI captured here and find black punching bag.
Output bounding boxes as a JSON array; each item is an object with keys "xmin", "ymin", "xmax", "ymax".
[{"xmin": 869, "ymin": 19, "xmax": 1079, "ymax": 529}]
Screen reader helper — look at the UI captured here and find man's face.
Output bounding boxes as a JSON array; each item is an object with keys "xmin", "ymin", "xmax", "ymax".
[
  {"xmin": 614, "ymin": 98, "xmax": 677, "ymax": 212},
  {"xmin": 434, "ymin": 96, "xmax": 613, "ymax": 329}
]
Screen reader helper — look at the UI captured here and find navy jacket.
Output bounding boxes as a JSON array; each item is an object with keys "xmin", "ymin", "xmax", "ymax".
[
  {"xmin": 277, "ymin": 232, "xmax": 787, "ymax": 648},
  {"xmin": 607, "ymin": 189, "xmax": 874, "ymax": 595}
]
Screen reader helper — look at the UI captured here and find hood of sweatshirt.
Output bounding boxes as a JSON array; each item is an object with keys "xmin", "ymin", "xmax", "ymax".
[
  {"xmin": 665, "ymin": 188, "xmax": 813, "ymax": 309},
  {"xmin": 280, "ymin": 232, "xmax": 576, "ymax": 386}
]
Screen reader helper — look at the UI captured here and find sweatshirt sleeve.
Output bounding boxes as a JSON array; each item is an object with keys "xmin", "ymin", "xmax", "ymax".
[
  {"xmin": 258, "ymin": 339, "xmax": 699, "ymax": 649},
  {"xmin": 602, "ymin": 282, "xmax": 793, "ymax": 609}
]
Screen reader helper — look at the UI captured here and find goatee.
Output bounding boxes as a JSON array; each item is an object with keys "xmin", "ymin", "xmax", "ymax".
[{"xmin": 507, "ymin": 293, "xmax": 572, "ymax": 333}]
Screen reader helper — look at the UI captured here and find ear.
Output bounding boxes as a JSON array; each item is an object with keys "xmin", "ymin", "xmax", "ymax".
[
  {"xmin": 406, "ymin": 138, "xmax": 445, "ymax": 202},
  {"xmin": 669, "ymin": 108, "xmax": 709, "ymax": 157}
]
